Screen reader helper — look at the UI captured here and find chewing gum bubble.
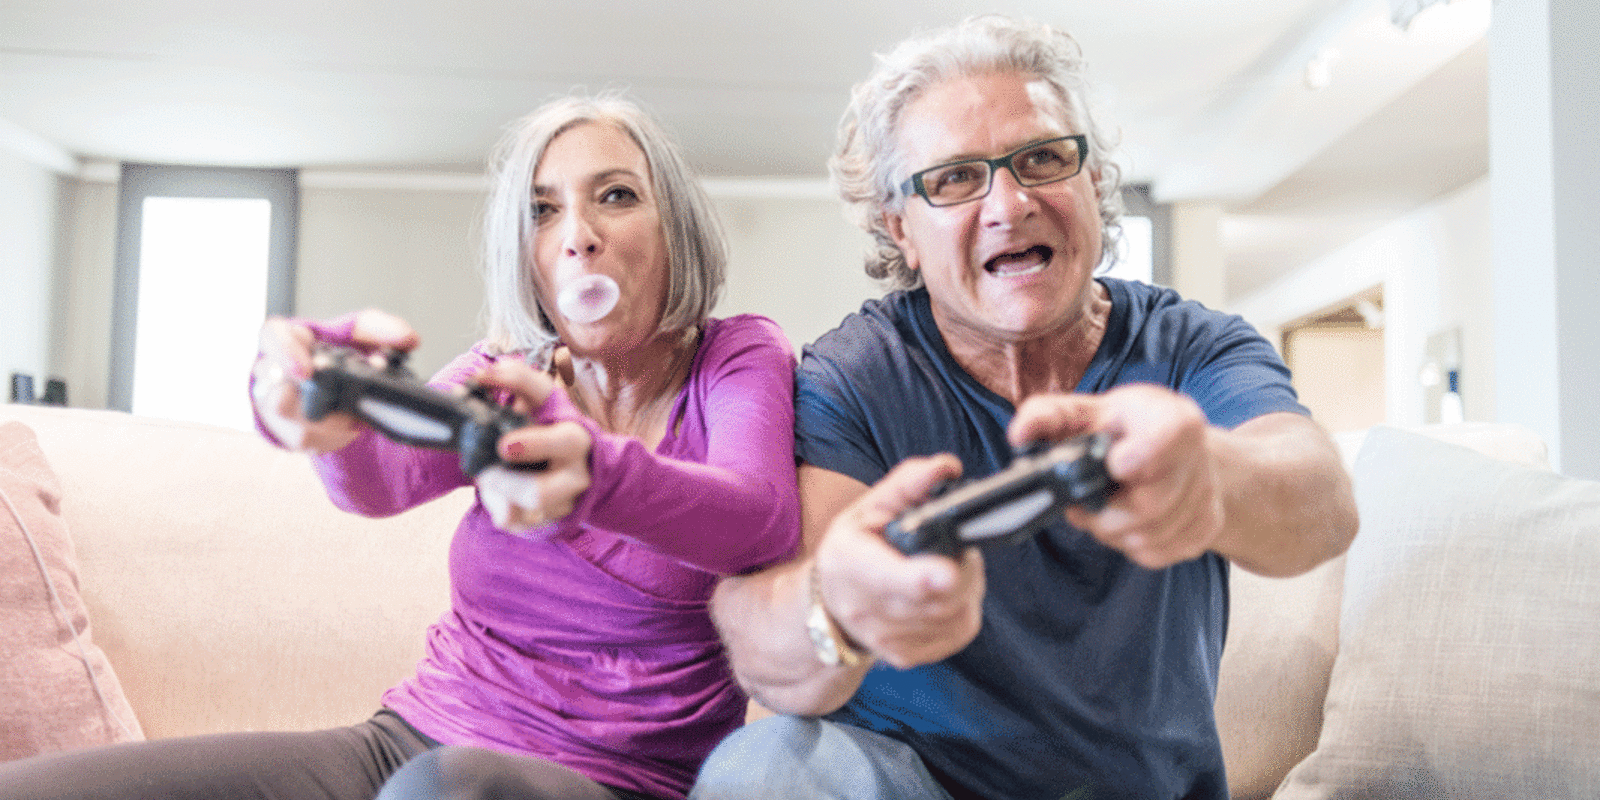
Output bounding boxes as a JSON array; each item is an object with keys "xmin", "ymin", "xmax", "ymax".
[{"xmin": 557, "ymin": 274, "xmax": 619, "ymax": 324}]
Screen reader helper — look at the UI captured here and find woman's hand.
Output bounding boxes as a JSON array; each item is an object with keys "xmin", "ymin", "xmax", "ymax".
[
  {"xmin": 471, "ymin": 359, "xmax": 593, "ymax": 534},
  {"xmin": 250, "ymin": 309, "xmax": 420, "ymax": 453}
]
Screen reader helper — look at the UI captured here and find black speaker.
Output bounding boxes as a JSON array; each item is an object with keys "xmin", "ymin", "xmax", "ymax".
[{"xmin": 43, "ymin": 378, "xmax": 67, "ymax": 406}]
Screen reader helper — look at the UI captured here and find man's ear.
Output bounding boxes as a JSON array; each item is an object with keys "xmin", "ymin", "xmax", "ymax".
[{"xmin": 882, "ymin": 211, "xmax": 920, "ymax": 273}]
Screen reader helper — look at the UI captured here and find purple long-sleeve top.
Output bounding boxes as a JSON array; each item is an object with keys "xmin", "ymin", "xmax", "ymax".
[{"xmin": 285, "ymin": 314, "xmax": 799, "ymax": 799}]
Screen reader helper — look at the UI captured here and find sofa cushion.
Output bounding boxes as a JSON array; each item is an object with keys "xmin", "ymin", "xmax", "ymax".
[
  {"xmin": 1275, "ymin": 425, "xmax": 1600, "ymax": 797},
  {"xmin": 0, "ymin": 420, "xmax": 143, "ymax": 760},
  {"xmin": 6, "ymin": 405, "xmax": 465, "ymax": 740},
  {"xmin": 1215, "ymin": 422, "xmax": 1553, "ymax": 799}
]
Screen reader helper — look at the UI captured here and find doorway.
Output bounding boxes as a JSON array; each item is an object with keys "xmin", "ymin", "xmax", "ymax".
[
  {"xmin": 109, "ymin": 164, "xmax": 297, "ymax": 430},
  {"xmin": 1281, "ymin": 288, "xmax": 1386, "ymax": 434}
]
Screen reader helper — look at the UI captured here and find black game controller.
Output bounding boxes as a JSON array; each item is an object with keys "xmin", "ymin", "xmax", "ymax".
[
  {"xmin": 299, "ymin": 346, "xmax": 536, "ymax": 478},
  {"xmin": 884, "ymin": 432, "xmax": 1119, "ymax": 557}
]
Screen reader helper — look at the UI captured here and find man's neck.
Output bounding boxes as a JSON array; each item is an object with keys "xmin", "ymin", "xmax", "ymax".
[{"xmin": 934, "ymin": 281, "xmax": 1111, "ymax": 408}]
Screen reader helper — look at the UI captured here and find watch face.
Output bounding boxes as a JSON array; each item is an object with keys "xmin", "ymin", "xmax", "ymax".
[{"xmin": 808, "ymin": 600, "xmax": 842, "ymax": 667}]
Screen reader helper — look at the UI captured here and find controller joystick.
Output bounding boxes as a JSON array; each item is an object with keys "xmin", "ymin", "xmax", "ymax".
[
  {"xmin": 884, "ymin": 432, "xmax": 1118, "ymax": 557},
  {"xmin": 299, "ymin": 346, "xmax": 540, "ymax": 477}
]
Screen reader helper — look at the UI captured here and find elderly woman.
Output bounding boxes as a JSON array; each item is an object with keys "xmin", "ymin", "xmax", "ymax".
[
  {"xmin": 0, "ymin": 96, "xmax": 800, "ymax": 800},
  {"xmin": 693, "ymin": 16, "xmax": 1356, "ymax": 800}
]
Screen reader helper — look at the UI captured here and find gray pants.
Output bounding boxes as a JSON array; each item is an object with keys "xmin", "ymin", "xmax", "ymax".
[
  {"xmin": 688, "ymin": 715, "xmax": 954, "ymax": 800},
  {"xmin": 0, "ymin": 709, "xmax": 655, "ymax": 800}
]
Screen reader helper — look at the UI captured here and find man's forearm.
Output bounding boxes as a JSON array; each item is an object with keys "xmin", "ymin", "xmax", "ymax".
[
  {"xmin": 1209, "ymin": 412, "xmax": 1358, "ymax": 577},
  {"xmin": 711, "ymin": 557, "xmax": 872, "ymax": 716}
]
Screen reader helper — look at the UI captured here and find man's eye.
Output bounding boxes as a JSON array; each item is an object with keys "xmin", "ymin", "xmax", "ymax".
[
  {"xmin": 932, "ymin": 166, "xmax": 981, "ymax": 191},
  {"xmin": 1021, "ymin": 148, "xmax": 1065, "ymax": 169}
]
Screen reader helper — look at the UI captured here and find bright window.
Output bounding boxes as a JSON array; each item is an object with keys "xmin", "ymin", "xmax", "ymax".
[
  {"xmin": 131, "ymin": 197, "xmax": 272, "ymax": 430},
  {"xmin": 1105, "ymin": 215, "xmax": 1154, "ymax": 284},
  {"xmin": 111, "ymin": 165, "xmax": 297, "ymax": 430}
]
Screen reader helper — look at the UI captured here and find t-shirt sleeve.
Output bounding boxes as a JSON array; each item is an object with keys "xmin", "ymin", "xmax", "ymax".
[
  {"xmin": 793, "ymin": 321, "xmax": 903, "ymax": 488},
  {"xmin": 1095, "ymin": 284, "xmax": 1308, "ymax": 430},
  {"xmin": 1175, "ymin": 313, "xmax": 1308, "ymax": 430}
]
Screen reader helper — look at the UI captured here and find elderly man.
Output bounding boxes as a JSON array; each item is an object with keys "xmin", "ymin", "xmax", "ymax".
[{"xmin": 693, "ymin": 15, "xmax": 1358, "ymax": 800}]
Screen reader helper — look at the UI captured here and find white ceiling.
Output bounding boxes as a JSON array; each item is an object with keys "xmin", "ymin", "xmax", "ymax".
[{"xmin": 1, "ymin": 0, "xmax": 1491, "ymax": 299}]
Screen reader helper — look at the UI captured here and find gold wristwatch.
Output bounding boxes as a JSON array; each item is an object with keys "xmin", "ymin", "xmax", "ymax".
[{"xmin": 807, "ymin": 561, "xmax": 870, "ymax": 668}]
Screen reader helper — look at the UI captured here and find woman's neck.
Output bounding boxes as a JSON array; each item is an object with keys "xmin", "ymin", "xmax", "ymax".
[{"xmin": 561, "ymin": 326, "xmax": 700, "ymax": 447}]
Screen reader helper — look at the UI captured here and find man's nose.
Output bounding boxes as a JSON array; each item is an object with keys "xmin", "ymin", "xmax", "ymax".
[{"xmin": 979, "ymin": 165, "xmax": 1038, "ymax": 224}]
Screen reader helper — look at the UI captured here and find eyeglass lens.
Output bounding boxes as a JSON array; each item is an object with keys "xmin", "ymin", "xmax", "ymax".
[{"xmin": 920, "ymin": 138, "xmax": 1083, "ymax": 206}]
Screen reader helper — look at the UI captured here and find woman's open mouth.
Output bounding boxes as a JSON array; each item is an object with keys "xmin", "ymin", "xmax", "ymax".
[{"xmin": 984, "ymin": 245, "xmax": 1053, "ymax": 277}]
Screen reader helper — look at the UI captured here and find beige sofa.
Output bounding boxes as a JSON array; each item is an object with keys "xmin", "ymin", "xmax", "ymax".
[{"xmin": 3, "ymin": 403, "xmax": 1597, "ymax": 797}]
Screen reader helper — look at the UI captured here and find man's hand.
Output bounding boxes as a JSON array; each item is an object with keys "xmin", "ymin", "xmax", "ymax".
[
  {"xmin": 1010, "ymin": 384, "xmax": 1357, "ymax": 576},
  {"xmin": 1010, "ymin": 384, "xmax": 1224, "ymax": 570},
  {"xmin": 813, "ymin": 454, "xmax": 986, "ymax": 669}
]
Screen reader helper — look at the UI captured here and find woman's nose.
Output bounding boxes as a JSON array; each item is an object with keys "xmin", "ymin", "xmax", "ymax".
[{"xmin": 562, "ymin": 209, "xmax": 602, "ymax": 257}]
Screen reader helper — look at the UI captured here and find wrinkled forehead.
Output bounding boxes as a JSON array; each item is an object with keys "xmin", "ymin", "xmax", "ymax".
[
  {"xmin": 888, "ymin": 73, "xmax": 1074, "ymax": 174},
  {"xmin": 532, "ymin": 120, "xmax": 652, "ymax": 193}
]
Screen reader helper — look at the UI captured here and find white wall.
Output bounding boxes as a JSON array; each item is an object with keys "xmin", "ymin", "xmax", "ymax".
[
  {"xmin": 49, "ymin": 178, "xmax": 119, "ymax": 409},
  {"xmin": 1170, "ymin": 201, "xmax": 1226, "ymax": 311},
  {"xmin": 295, "ymin": 183, "xmax": 487, "ymax": 377},
  {"xmin": 43, "ymin": 174, "xmax": 887, "ymax": 408},
  {"xmin": 712, "ymin": 193, "xmax": 881, "ymax": 354},
  {"xmin": 1284, "ymin": 326, "xmax": 1386, "ymax": 434},
  {"xmin": 0, "ymin": 147, "xmax": 61, "ymax": 394},
  {"xmin": 1489, "ymin": 0, "xmax": 1600, "ymax": 478},
  {"xmin": 1230, "ymin": 176, "xmax": 1493, "ymax": 428}
]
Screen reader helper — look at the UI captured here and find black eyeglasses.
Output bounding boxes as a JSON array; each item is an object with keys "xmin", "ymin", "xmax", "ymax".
[{"xmin": 899, "ymin": 135, "xmax": 1088, "ymax": 207}]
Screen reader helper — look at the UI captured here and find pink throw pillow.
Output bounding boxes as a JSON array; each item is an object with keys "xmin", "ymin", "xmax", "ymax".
[{"xmin": 0, "ymin": 420, "xmax": 142, "ymax": 760}]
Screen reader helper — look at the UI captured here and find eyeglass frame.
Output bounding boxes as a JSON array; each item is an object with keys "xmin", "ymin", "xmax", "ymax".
[{"xmin": 898, "ymin": 134, "xmax": 1089, "ymax": 207}]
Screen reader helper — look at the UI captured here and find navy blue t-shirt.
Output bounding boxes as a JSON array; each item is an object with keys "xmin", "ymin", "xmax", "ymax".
[{"xmin": 794, "ymin": 279, "xmax": 1307, "ymax": 800}]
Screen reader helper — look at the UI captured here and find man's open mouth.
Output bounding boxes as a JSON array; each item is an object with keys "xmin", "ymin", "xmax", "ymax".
[{"xmin": 984, "ymin": 245, "xmax": 1053, "ymax": 276}]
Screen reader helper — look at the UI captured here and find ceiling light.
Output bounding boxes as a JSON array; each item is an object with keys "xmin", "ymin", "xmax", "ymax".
[
  {"xmin": 1390, "ymin": 0, "xmax": 1452, "ymax": 31},
  {"xmin": 1304, "ymin": 46, "xmax": 1341, "ymax": 91}
]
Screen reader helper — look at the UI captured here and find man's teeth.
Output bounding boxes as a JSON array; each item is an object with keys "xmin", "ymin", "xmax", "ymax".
[{"xmin": 986, "ymin": 246, "xmax": 1050, "ymax": 275}]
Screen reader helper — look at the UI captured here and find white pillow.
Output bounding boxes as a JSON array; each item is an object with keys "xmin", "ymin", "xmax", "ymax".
[{"xmin": 1275, "ymin": 426, "xmax": 1600, "ymax": 798}]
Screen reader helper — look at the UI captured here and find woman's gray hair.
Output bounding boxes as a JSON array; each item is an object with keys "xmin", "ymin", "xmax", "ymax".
[
  {"xmin": 830, "ymin": 15, "xmax": 1126, "ymax": 290},
  {"xmin": 481, "ymin": 94, "xmax": 726, "ymax": 355}
]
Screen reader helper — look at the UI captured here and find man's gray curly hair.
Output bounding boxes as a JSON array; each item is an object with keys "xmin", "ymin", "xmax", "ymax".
[{"xmin": 829, "ymin": 15, "xmax": 1125, "ymax": 290}]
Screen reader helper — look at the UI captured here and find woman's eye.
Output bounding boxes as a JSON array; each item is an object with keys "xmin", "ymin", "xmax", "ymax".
[
  {"xmin": 601, "ymin": 186, "xmax": 640, "ymax": 204},
  {"xmin": 532, "ymin": 201, "xmax": 557, "ymax": 221}
]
